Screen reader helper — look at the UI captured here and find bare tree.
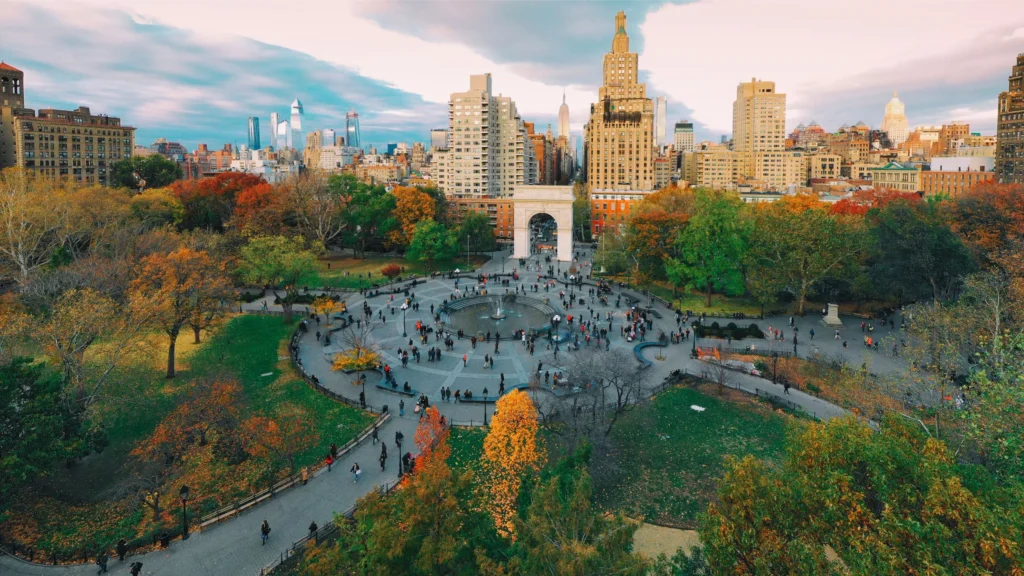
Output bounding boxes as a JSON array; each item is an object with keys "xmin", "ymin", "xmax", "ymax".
[
  {"xmin": 705, "ymin": 356, "xmax": 735, "ymax": 396},
  {"xmin": 287, "ymin": 170, "xmax": 349, "ymax": 248}
]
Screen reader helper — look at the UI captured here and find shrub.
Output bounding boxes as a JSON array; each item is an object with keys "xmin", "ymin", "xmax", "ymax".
[
  {"xmin": 748, "ymin": 323, "xmax": 760, "ymax": 332},
  {"xmin": 332, "ymin": 349, "xmax": 380, "ymax": 373},
  {"xmin": 711, "ymin": 321, "xmax": 720, "ymax": 329},
  {"xmin": 381, "ymin": 263, "xmax": 401, "ymax": 279},
  {"xmin": 807, "ymin": 382, "xmax": 822, "ymax": 394},
  {"xmin": 726, "ymin": 322, "xmax": 738, "ymax": 330}
]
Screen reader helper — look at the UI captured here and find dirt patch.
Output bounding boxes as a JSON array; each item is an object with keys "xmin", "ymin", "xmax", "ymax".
[{"xmin": 632, "ymin": 522, "xmax": 700, "ymax": 559}]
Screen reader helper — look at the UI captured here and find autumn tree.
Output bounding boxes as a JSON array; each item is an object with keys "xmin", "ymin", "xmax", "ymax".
[
  {"xmin": 37, "ymin": 287, "xmax": 149, "ymax": 406},
  {"xmin": 633, "ymin": 185, "xmax": 695, "ymax": 217},
  {"xmin": 625, "ymin": 210, "xmax": 688, "ymax": 285},
  {"xmin": 289, "ymin": 171, "xmax": 349, "ymax": 248},
  {"xmin": 242, "ymin": 404, "xmax": 320, "ymax": 477},
  {"xmin": 129, "ymin": 187, "xmax": 185, "ymax": 229},
  {"xmin": 381, "ymin": 263, "xmax": 401, "ymax": 279},
  {"xmin": 109, "ymin": 154, "xmax": 183, "ymax": 191},
  {"xmin": 406, "ymin": 219, "xmax": 459, "ymax": 271},
  {"xmin": 232, "ymin": 181, "xmax": 287, "ymax": 237},
  {"xmin": 746, "ymin": 197, "xmax": 866, "ymax": 314},
  {"xmin": 312, "ymin": 295, "xmax": 341, "ymax": 330},
  {"xmin": 0, "ymin": 293, "xmax": 29, "ymax": 364},
  {"xmin": 131, "ymin": 378, "xmax": 243, "ymax": 467},
  {"xmin": 700, "ymin": 415, "xmax": 1024, "ymax": 574},
  {"xmin": 130, "ymin": 247, "xmax": 232, "ymax": 377},
  {"xmin": 951, "ymin": 182, "xmax": 1024, "ymax": 259},
  {"xmin": 170, "ymin": 171, "xmax": 264, "ymax": 231},
  {"xmin": 0, "ymin": 168, "xmax": 72, "ymax": 283},
  {"xmin": 389, "ymin": 186, "xmax": 437, "ymax": 249},
  {"xmin": 483, "ymin": 389, "xmax": 544, "ymax": 540},
  {"xmin": 666, "ymin": 189, "xmax": 748, "ymax": 305},
  {"xmin": 238, "ymin": 235, "xmax": 318, "ymax": 322},
  {"xmin": 868, "ymin": 199, "xmax": 976, "ymax": 304}
]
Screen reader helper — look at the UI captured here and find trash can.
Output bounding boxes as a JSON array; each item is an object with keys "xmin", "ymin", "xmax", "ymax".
[{"xmin": 159, "ymin": 533, "xmax": 170, "ymax": 548}]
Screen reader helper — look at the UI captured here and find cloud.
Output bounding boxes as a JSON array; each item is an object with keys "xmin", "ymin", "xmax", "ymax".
[
  {"xmin": 0, "ymin": 0, "xmax": 446, "ymax": 149},
  {"xmin": 640, "ymin": 0, "xmax": 1024, "ymax": 134}
]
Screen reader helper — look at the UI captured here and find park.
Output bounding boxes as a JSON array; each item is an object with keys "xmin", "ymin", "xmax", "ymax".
[{"xmin": 1, "ymin": 169, "xmax": 1022, "ymax": 575}]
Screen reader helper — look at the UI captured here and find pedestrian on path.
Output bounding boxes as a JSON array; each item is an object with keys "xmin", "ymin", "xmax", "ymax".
[
  {"xmin": 330, "ymin": 442, "xmax": 338, "ymax": 461},
  {"xmin": 372, "ymin": 425, "xmax": 379, "ymax": 444},
  {"xmin": 261, "ymin": 520, "xmax": 271, "ymax": 545},
  {"xmin": 308, "ymin": 521, "xmax": 318, "ymax": 540},
  {"xmin": 399, "ymin": 399, "xmax": 405, "ymax": 416},
  {"xmin": 351, "ymin": 463, "xmax": 361, "ymax": 483},
  {"xmin": 463, "ymin": 353, "xmax": 468, "ymax": 367},
  {"xmin": 116, "ymin": 539, "xmax": 127, "ymax": 562},
  {"xmin": 95, "ymin": 552, "xmax": 109, "ymax": 574},
  {"xmin": 129, "ymin": 562, "xmax": 143, "ymax": 576},
  {"xmin": 783, "ymin": 381, "xmax": 791, "ymax": 395},
  {"xmin": 809, "ymin": 328, "xmax": 815, "ymax": 340},
  {"xmin": 301, "ymin": 466, "xmax": 309, "ymax": 485}
]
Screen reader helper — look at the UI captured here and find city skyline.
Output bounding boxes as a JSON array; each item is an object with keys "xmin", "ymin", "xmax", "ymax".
[{"xmin": 2, "ymin": 0, "xmax": 1023, "ymax": 150}]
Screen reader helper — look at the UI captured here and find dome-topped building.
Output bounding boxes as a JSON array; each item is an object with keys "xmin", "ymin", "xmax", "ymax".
[{"xmin": 881, "ymin": 91, "xmax": 909, "ymax": 146}]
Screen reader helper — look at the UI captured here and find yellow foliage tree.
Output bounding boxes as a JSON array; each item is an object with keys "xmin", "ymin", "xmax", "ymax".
[
  {"xmin": 482, "ymin": 389, "xmax": 543, "ymax": 540},
  {"xmin": 312, "ymin": 295, "xmax": 342, "ymax": 329}
]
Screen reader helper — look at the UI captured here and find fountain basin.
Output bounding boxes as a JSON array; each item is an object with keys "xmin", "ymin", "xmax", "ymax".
[{"xmin": 442, "ymin": 294, "xmax": 558, "ymax": 336}]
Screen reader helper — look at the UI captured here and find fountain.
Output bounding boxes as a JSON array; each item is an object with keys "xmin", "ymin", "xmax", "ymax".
[{"xmin": 491, "ymin": 294, "xmax": 511, "ymax": 320}]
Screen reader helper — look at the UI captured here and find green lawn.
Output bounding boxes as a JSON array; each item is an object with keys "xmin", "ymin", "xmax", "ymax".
[
  {"xmin": 4, "ymin": 315, "xmax": 374, "ymax": 557},
  {"xmin": 447, "ymin": 426, "xmax": 487, "ymax": 473},
  {"xmin": 311, "ymin": 254, "xmax": 492, "ymax": 290},
  {"xmin": 594, "ymin": 275, "xmax": 771, "ymax": 316},
  {"xmin": 599, "ymin": 385, "xmax": 793, "ymax": 528}
]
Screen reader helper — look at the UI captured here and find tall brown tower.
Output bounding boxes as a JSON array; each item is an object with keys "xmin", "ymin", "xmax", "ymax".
[
  {"xmin": 996, "ymin": 53, "xmax": 1024, "ymax": 184},
  {"xmin": 585, "ymin": 11, "xmax": 655, "ymax": 192},
  {"xmin": 0, "ymin": 62, "xmax": 24, "ymax": 109}
]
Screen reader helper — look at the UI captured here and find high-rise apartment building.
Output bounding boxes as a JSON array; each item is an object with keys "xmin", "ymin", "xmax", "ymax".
[
  {"xmin": 997, "ymin": 53, "xmax": 1024, "ymax": 184},
  {"xmin": 585, "ymin": 11, "xmax": 656, "ymax": 191},
  {"xmin": 289, "ymin": 99, "xmax": 304, "ymax": 151},
  {"xmin": 247, "ymin": 117, "xmax": 261, "ymax": 150},
  {"xmin": 558, "ymin": 92, "xmax": 570, "ymax": 139},
  {"xmin": 939, "ymin": 122, "xmax": 970, "ymax": 156},
  {"xmin": 269, "ymin": 112, "xmax": 280, "ymax": 148},
  {"xmin": 732, "ymin": 79, "xmax": 791, "ymax": 188},
  {"xmin": 0, "ymin": 64, "xmax": 134, "ymax": 185},
  {"xmin": 881, "ymin": 91, "xmax": 909, "ymax": 146},
  {"xmin": 434, "ymin": 73, "xmax": 535, "ymax": 199},
  {"xmin": 346, "ymin": 111, "xmax": 361, "ymax": 150},
  {"xmin": 654, "ymin": 96, "xmax": 667, "ymax": 146},
  {"xmin": 673, "ymin": 121, "xmax": 694, "ymax": 153}
]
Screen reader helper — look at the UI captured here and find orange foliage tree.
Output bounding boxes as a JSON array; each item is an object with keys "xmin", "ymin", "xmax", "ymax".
[
  {"xmin": 381, "ymin": 263, "xmax": 401, "ymax": 279},
  {"xmin": 241, "ymin": 405, "xmax": 320, "ymax": 477},
  {"xmin": 130, "ymin": 247, "xmax": 233, "ymax": 378},
  {"xmin": 413, "ymin": 405, "xmax": 448, "ymax": 464},
  {"xmin": 388, "ymin": 186, "xmax": 437, "ymax": 249},
  {"xmin": 830, "ymin": 188, "xmax": 922, "ymax": 216},
  {"xmin": 626, "ymin": 210, "xmax": 688, "ymax": 285},
  {"xmin": 170, "ymin": 171, "xmax": 264, "ymax": 231},
  {"xmin": 482, "ymin": 389, "xmax": 543, "ymax": 540},
  {"xmin": 952, "ymin": 182, "xmax": 1024, "ymax": 259},
  {"xmin": 233, "ymin": 181, "xmax": 288, "ymax": 237},
  {"xmin": 131, "ymin": 378, "xmax": 243, "ymax": 468}
]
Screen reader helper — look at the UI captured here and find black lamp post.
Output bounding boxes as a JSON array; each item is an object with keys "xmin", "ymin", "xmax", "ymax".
[
  {"xmin": 179, "ymin": 485, "xmax": 190, "ymax": 540},
  {"xmin": 483, "ymin": 398, "xmax": 489, "ymax": 426},
  {"xmin": 401, "ymin": 303, "xmax": 408, "ymax": 337},
  {"xmin": 691, "ymin": 321, "xmax": 698, "ymax": 357},
  {"xmin": 397, "ymin": 439, "xmax": 404, "ymax": 477},
  {"xmin": 772, "ymin": 352, "xmax": 779, "ymax": 386}
]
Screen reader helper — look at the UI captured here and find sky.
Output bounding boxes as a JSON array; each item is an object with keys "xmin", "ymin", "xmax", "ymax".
[{"xmin": 2, "ymin": 0, "xmax": 1023, "ymax": 151}]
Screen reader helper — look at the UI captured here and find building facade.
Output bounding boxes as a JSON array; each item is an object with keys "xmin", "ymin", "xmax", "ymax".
[
  {"xmin": 247, "ymin": 116, "xmax": 260, "ymax": 150},
  {"xmin": 654, "ymin": 96, "xmax": 667, "ymax": 146},
  {"xmin": 997, "ymin": 53, "xmax": 1024, "ymax": 184},
  {"xmin": 430, "ymin": 128, "xmax": 447, "ymax": 152},
  {"xmin": 868, "ymin": 161, "xmax": 921, "ymax": 193},
  {"xmin": 881, "ymin": 91, "xmax": 909, "ymax": 146},
  {"xmin": 585, "ymin": 11, "xmax": 656, "ymax": 191},
  {"xmin": 673, "ymin": 121, "xmax": 694, "ymax": 154},
  {"xmin": 732, "ymin": 79, "xmax": 789, "ymax": 188},
  {"xmin": 590, "ymin": 189, "xmax": 648, "ymax": 235},
  {"xmin": 448, "ymin": 197, "xmax": 515, "ymax": 243},
  {"xmin": 558, "ymin": 92, "xmax": 570, "ymax": 139}
]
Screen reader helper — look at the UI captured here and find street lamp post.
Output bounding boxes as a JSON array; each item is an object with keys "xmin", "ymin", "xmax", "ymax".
[
  {"xmin": 691, "ymin": 321, "xmax": 698, "ymax": 357},
  {"xmin": 401, "ymin": 302, "xmax": 408, "ymax": 337},
  {"xmin": 483, "ymin": 398, "xmax": 489, "ymax": 426},
  {"xmin": 179, "ymin": 485, "xmax": 190, "ymax": 540},
  {"xmin": 397, "ymin": 439, "xmax": 404, "ymax": 477}
]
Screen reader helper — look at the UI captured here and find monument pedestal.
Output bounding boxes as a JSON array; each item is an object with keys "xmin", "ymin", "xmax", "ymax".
[{"xmin": 821, "ymin": 303, "xmax": 843, "ymax": 327}]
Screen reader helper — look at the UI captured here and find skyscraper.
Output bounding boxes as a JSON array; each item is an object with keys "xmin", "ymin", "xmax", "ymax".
[
  {"xmin": 269, "ymin": 112, "xmax": 280, "ymax": 148},
  {"xmin": 290, "ymin": 99, "xmax": 304, "ymax": 151},
  {"xmin": 247, "ymin": 117, "xmax": 261, "ymax": 150},
  {"xmin": 558, "ymin": 91, "xmax": 570, "ymax": 138},
  {"xmin": 584, "ymin": 11, "xmax": 656, "ymax": 191},
  {"xmin": 673, "ymin": 121, "xmax": 694, "ymax": 153},
  {"xmin": 346, "ymin": 111, "xmax": 361, "ymax": 150},
  {"xmin": 655, "ymin": 96, "xmax": 667, "ymax": 146},
  {"xmin": 732, "ymin": 79, "xmax": 786, "ymax": 182},
  {"xmin": 997, "ymin": 54, "xmax": 1024, "ymax": 184},
  {"xmin": 322, "ymin": 128, "xmax": 335, "ymax": 148},
  {"xmin": 277, "ymin": 120, "xmax": 291, "ymax": 150},
  {"xmin": 881, "ymin": 91, "xmax": 909, "ymax": 146}
]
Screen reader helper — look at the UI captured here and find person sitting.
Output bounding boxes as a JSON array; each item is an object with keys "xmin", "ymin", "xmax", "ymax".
[
  {"xmin": 391, "ymin": 379, "xmax": 398, "ymax": 389},
  {"xmin": 464, "ymin": 389, "xmax": 473, "ymax": 399},
  {"xmin": 403, "ymin": 381, "xmax": 411, "ymax": 392}
]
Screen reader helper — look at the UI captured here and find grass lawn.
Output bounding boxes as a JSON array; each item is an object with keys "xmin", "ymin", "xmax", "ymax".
[
  {"xmin": 311, "ymin": 254, "xmax": 492, "ymax": 290},
  {"xmin": 598, "ymin": 384, "xmax": 794, "ymax": 528},
  {"xmin": 2, "ymin": 315, "xmax": 373, "ymax": 558},
  {"xmin": 447, "ymin": 426, "xmax": 487, "ymax": 473},
  {"xmin": 595, "ymin": 275, "xmax": 771, "ymax": 317}
]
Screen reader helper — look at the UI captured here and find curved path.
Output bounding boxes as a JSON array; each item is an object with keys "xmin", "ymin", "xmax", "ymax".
[{"xmin": 2, "ymin": 248, "xmax": 874, "ymax": 575}]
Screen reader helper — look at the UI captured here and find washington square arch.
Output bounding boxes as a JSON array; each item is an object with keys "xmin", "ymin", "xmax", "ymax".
[{"xmin": 511, "ymin": 185, "xmax": 574, "ymax": 262}]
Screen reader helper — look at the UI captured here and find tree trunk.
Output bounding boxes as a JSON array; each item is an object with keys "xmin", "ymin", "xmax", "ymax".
[
  {"xmin": 193, "ymin": 325, "xmax": 202, "ymax": 344},
  {"xmin": 706, "ymin": 284, "xmax": 713, "ymax": 307},
  {"xmin": 797, "ymin": 279, "xmax": 808, "ymax": 316},
  {"xmin": 282, "ymin": 300, "xmax": 294, "ymax": 323},
  {"xmin": 166, "ymin": 329, "xmax": 179, "ymax": 379}
]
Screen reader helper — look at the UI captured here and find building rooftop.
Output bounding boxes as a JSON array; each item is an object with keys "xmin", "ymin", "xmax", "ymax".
[{"xmin": 0, "ymin": 61, "xmax": 21, "ymax": 72}]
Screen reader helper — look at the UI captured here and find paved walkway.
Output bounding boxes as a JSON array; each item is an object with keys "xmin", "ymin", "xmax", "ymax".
[{"xmin": 2, "ymin": 248, "xmax": 884, "ymax": 575}]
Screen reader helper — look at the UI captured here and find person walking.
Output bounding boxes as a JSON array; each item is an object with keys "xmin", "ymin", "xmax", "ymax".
[
  {"xmin": 351, "ymin": 463, "xmax": 362, "ymax": 483},
  {"xmin": 399, "ymin": 399, "xmax": 405, "ymax": 417},
  {"xmin": 308, "ymin": 521, "xmax": 319, "ymax": 540},
  {"xmin": 325, "ymin": 453, "xmax": 333, "ymax": 472},
  {"xmin": 95, "ymin": 551, "xmax": 109, "ymax": 574},
  {"xmin": 783, "ymin": 381, "xmax": 791, "ymax": 395},
  {"xmin": 463, "ymin": 353, "xmax": 468, "ymax": 367},
  {"xmin": 116, "ymin": 539, "xmax": 127, "ymax": 562},
  {"xmin": 380, "ymin": 443, "xmax": 388, "ymax": 471},
  {"xmin": 129, "ymin": 562, "xmax": 143, "ymax": 576},
  {"xmin": 809, "ymin": 328, "xmax": 815, "ymax": 340},
  {"xmin": 330, "ymin": 442, "xmax": 338, "ymax": 462},
  {"xmin": 261, "ymin": 520, "xmax": 271, "ymax": 545},
  {"xmin": 372, "ymin": 424, "xmax": 379, "ymax": 444}
]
